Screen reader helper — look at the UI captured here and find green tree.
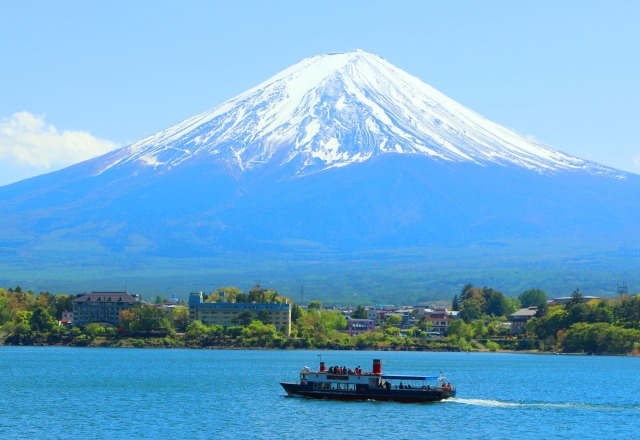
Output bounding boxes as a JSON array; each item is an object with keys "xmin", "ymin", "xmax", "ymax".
[
  {"xmin": 351, "ymin": 305, "xmax": 368, "ymax": 319},
  {"xmin": 307, "ymin": 300, "xmax": 322, "ymax": 310},
  {"xmin": 531, "ymin": 305, "xmax": 568, "ymax": 339},
  {"xmin": 84, "ymin": 322, "xmax": 106, "ymax": 337},
  {"xmin": 613, "ymin": 295, "xmax": 640, "ymax": 328},
  {"xmin": 461, "ymin": 283, "xmax": 474, "ymax": 298},
  {"xmin": 385, "ymin": 326, "xmax": 401, "ymax": 336},
  {"xmin": 519, "ymin": 289, "xmax": 548, "ymax": 308},
  {"xmin": 247, "ymin": 284, "xmax": 280, "ymax": 304},
  {"xmin": 171, "ymin": 307, "xmax": 190, "ymax": 331},
  {"xmin": 451, "ymin": 295, "xmax": 460, "ymax": 312},
  {"xmin": 51, "ymin": 294, "xmax": 73, "ymax": 320},
  {"xmin": 460, "ymin": 299, "xmax": 482, "ymax": 322},
  {"xmin": 29, "ymin": 306, "xmax": 56, "ymax": 333},
  {"xmin": 291, "ymin": 304, "xmax": 303, "ymax": 322},
  {"xmin": 186, "ymin": 320, "xmax": 209, "ymax": 338},
  {"xmin": 256, "ymin": 310, "xmax": 271, "ymax": 324},
  {"xmin": 239, "ymin": 320, "xmax": 279, "ymax": 347},
  {"xmin": 446, "ymin": 319, "xmax": 472, "ymax": 341},
  {"xmin": 484, "ymin": 287, "xmax": 511, "ymax": 316},
  {"xmin": 563, "ymin": 322, "xmax": 640, "ymax": 354},
  {"xmin": 129, "ymin": 304, "xmax": 172, "ymax": 334},
  {"xmin": 207, "ymin": 287, "xmax": 244, "ymax": 303},
  {"xmin": 567, "ymin": 288, "xmax": 584, "ymax": 308},
  {"xmin": 472, "ymin": 319, "xmax": 487, "ymax": 338},
  {"xmin": 232, "ymin": 311, "xmax": 254, "ymax": 326},
  {"xmin": 385, "ymin": 315, "xmax": 403, "ymax": 327}
]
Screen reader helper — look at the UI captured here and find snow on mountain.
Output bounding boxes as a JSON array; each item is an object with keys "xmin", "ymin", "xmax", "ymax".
[{"xmin": 97, "ymin": 49, "xmax": 618, "ymax": 178}]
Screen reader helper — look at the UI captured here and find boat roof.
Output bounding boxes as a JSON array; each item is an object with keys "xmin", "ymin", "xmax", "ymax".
[{"xmin": 381, "ymin": 374, "xmax": 440, "ymax": 381}]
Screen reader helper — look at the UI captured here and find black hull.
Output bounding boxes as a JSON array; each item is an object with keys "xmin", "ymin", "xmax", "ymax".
[{"xmin": 280, "ymin": 382, "xmax": 454, "ymax": 403}]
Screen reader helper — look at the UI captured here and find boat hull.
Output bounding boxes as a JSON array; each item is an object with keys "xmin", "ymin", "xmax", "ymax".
[{"xmin": 280, "ymin": 382, "xmax": 455, "ymax": 403}]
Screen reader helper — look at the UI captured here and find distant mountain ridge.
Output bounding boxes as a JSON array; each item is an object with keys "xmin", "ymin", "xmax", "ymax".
[{"xmin": 0, "ymin": 50, "xmax": 638, "ymax": 301}]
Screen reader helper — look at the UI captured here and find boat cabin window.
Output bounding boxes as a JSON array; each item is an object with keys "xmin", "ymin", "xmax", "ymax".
[
  {"xmin": 312, "ymin": 382, "xmax": 357, "ymax": 391},
  {"xmin": 300, "ymin": 373, "xmax": 307, "ymax": 381}
]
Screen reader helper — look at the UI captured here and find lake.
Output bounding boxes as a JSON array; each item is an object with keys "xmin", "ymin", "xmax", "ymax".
[{"xmin": 1, "ymin": 347, "xmax": 638, "ymax": 439}]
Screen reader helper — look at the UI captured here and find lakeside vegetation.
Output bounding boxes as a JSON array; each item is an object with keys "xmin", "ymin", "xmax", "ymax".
[{"xmin": 1, "ymin": 285, "xmax": 639, "ymax": 355}]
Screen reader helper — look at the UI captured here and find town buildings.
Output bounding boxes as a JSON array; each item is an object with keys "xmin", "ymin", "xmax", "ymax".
[
  {"xmin": 509, "ymin": 307, "xmax": 539, "ymax": 334},
  {"xmin": 188, "ymin": 292, "xmax": 292, "ymax": 336},
  {"xmin": 71, "ymin": 291, "xmax": 140, "ymax": 327},
  {"xmin": 345, "ymin": 318, "xmax": 376, "ymax": 336}
]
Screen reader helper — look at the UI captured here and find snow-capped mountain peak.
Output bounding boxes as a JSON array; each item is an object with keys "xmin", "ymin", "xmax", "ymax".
[{"xmin": 97, "ymin": 49, "xmax": 617, "ymax": 177}]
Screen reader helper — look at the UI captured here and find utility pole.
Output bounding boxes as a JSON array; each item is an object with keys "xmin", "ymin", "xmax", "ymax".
[{"xmin": 617, "ymin": 281, "xmax": 628, "ymax": 296}]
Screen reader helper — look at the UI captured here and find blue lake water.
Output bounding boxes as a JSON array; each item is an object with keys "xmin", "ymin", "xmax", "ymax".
[{"xmin": 1, "ymin": 347, "xmax": 638, "ymax": 439}]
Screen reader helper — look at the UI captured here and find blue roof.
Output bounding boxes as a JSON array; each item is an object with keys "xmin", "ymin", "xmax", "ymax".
[{"xmin": 381, "ymin": 374, "xmax": 440, "ymax": 381}]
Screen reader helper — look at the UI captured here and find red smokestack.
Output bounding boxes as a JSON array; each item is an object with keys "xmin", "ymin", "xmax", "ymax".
[
  {"xmin": 320, "ymin": 361, "xmax": 326, "ymax": 372},
  {"xmin": 373, "ymin": 359, "xmax": 382, "ymax": 375}
]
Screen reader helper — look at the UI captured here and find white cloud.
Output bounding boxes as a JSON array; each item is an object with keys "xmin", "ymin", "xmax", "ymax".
[{"xmin": 0, "ymin": 111, "xmax": 119, "ymax": 169}]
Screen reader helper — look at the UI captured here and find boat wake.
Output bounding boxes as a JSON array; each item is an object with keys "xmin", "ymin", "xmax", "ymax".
[{"xmin": 448, "ymin": 398, "xmax": 638, "ymax": 411}]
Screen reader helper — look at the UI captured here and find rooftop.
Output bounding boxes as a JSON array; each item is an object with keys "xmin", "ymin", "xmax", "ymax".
[{"xmin": 72, "ymin": 292, "xmax": 139, "ymax": 304}]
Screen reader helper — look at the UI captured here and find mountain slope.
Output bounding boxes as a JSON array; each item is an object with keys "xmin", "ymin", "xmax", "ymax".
[
  {"xmin": 88, "ymin": 49, "xmax": 620, "ymax": 179},
  {"xmin": 0, "ymin": 50, "xmax": 638, "ymax": 300}
]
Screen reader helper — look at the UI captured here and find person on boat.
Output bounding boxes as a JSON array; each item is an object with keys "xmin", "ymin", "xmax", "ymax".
[{"xmin": 399, "ymin": 382, "xmax": 404, "ymax": 389}]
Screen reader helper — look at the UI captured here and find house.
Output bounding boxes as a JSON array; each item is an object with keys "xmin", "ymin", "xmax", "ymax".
[
  {"xmin": 72, "ymin": 292, "xmax": 140, "ymax": 327},
  {"xmin": 59, "ymin": 311, "xmax": 73, "ymax": 326},
  {"xmin": 422, "ymin": 308, "xmax": 457, "ymax": 336},
  {"xmin": 422, "ymin": 316, "xmax": 454, "ymax": 336},
  {"xmin": 345, "ymin": 318, "xmax": 376, "ymax": 336},
  {"xmin": 188, "ymin": 292, "xmax": 292, "ymax": 336},
  {"xmin": 509, "ymin": 307, "xmax": 538, "ymax": 334}
]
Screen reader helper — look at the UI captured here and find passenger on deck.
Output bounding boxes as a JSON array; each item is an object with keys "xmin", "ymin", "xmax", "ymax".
[{"xmin": 399, "ymin": 383, "xmax": 404, "ymax": 389}]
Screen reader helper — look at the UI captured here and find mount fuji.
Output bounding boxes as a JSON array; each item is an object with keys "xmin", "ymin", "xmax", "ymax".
[{"xmin": 1, "ymin": 50, "xmax": 639, "ymax": 301}]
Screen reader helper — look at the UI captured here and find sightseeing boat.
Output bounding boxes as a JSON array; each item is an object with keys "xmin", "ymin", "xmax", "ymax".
[{"xmin": 280, "ymin": 359, "xmax": 455, "ymax": 403}]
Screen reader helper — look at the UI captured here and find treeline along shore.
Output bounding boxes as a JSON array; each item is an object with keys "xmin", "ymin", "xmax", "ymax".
[{"xmin": 1, "ymin": 284, "xmax": 639, "ymax": 355}]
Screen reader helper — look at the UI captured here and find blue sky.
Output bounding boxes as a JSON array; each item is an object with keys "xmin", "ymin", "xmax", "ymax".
[{"xmin": 1, "ymin": 0, "xmax": 638, "ymax": 185}]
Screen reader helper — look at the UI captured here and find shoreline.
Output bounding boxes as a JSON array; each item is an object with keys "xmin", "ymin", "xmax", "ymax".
[{"xmin": 2, "ymin": 341, "xmax": 636, "ymax": 356}]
